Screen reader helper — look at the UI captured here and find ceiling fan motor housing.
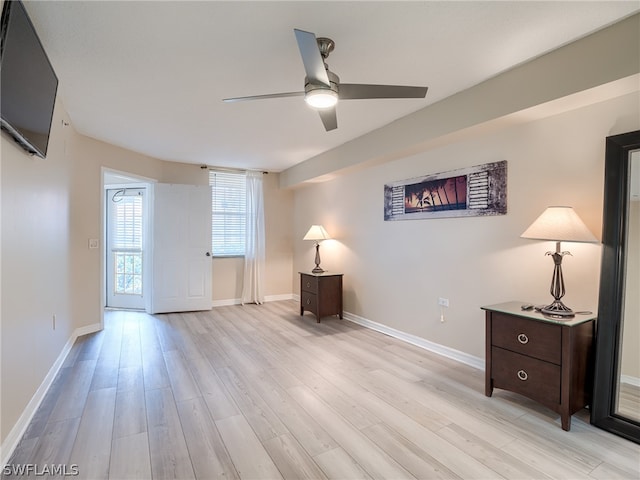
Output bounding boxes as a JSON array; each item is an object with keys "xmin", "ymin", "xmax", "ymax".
[{"xmin": 304, "ymin": 69, "xmax": 340, "ymax": 95}]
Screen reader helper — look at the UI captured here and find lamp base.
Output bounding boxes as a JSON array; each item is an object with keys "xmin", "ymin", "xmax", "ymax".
[
  {"xmin": 311, "ymin": 243, "xmax": 324, "ymax": 274},
  {"xmin": 541, "ymin": 299, "xmax": 575, "ymax": 317},
  {"xmin": 540, "ymin": 248, "xmax": 574, "ymax": 317}
]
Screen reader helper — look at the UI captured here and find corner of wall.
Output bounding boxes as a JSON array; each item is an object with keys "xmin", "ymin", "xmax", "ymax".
[{"xmin": 0, "ymin": 323, "xmax": 101, "ymax": 467}]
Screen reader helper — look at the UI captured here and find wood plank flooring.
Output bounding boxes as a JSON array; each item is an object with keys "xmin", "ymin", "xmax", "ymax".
[
  {"xmin": 5, "ymin": 300, "xmax": 640, "ymax": 479},
  {"xmin": 618, "ymin": 382, "xmax": 640, "ymax": 423}
]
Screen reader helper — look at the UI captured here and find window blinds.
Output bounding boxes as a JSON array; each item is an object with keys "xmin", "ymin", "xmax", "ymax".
[
  {"xmin": 209, "ymin": 170, "xmax": 246, "ymax": 256},
  {"xmin": 110, "ymin": 189, "xmax": 143, "ymax": 250}
]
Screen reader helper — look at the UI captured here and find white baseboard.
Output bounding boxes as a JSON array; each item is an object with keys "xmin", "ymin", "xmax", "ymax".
[
  {"xmin": 342, "ymin": 311, "xmax": 484, "ymax": 371},
  {"xmin": 293, "ymin": 294, "xmax": 483, "ymax": 370},
  {"xmin": 265, "ymin": 293, "xmax": 295, "ymax": 302},
  {"xmin": 621, "ymin": 375, "xmax": 640, "ymax": 387},
  {"xmin": 1, "ymin": 322, "xmax": 102, "ymax": 467},
  {"xmin": 75, "ymin": 322, "xmax": 102, "ymax": 338},
  {"xmin": 212, "ymin": 293, "xmax": 295, "ymax": 308},
  {"xmin": 211, "ymin": 298, "xmax": 241, "ymax": 307}
]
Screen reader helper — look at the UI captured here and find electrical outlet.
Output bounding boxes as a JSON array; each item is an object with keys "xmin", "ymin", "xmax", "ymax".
[
  {"xmin": 88, "ymin": 238, "xmax": 99, "ymax": 249},
  {"xmin": 438, "ymin": 297, "xmax": 449, "ymax": 307}
]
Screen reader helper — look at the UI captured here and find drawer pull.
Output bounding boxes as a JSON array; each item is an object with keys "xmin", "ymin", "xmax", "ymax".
[
  {"xmin": 306, "ymin": 282, "xmax": 311, "ymax": 288},
  {"xmin": 517, "ymin": 369, "xmax": 529, "ymax": 381},
  {"xmin": 306, "ymin": 299, "xmax": 311, "ymax": 305},
  {"xmin": 517, "ymin": 333, "xmax": 529, "ymax": 344}
]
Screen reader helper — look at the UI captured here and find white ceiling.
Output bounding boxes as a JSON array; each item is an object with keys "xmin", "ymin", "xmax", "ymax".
[{"xmin": 24, "ymin": 1, "xmax": 640, "ymax": 173}]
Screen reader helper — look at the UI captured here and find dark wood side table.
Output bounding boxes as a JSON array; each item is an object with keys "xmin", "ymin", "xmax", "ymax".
[
  {"xmin": 482, "ymin": 301, "xmax": 595, "ymax": 431},
  {"xmin": 299, "ymin": 272, "xmax": 343, "ymax": 322}
]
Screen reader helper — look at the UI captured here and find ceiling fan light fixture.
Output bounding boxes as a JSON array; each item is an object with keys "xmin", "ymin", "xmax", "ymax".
[{"xmin": 305, "ymin": 89, "xmax": 338, "ymax": 109}]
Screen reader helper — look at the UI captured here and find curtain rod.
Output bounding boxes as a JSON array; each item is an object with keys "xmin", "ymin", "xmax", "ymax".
[{"xmin": 200, "ymin": 165, "xmax": 268, "ymax": 174}]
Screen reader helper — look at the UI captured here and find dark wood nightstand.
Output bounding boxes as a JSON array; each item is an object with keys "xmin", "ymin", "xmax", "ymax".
[
  {"xmin": 299, "ymin": 272, "xmax": 343, "ymax": 322},
  {"xmin": 482, "ymin": 301, "xmax": 595, "ymax": 431}
]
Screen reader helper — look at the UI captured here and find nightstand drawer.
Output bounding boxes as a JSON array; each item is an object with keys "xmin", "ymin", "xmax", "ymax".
[
  {"xmin": 300, "ymin": 274, "xmax": 318, "ymax": 294},
  {"xmin": 300, "ymin": 291, "xmax": 318, "ymax": 311},
  {"xmin": 492, "ymin": 346, "xmax": 561, "ymax": 405},
  {"xmin": 492, "ymin": 312, "xmax": 561, "ymax": 364}
]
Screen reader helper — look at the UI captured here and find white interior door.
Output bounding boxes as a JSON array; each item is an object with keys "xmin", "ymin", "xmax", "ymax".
[
  {"xmin": 106, "ymin": 188, "xmax": 146, "ymax": 309},
  {"xmin": 150, "ymin": 183, "xmax": 212, "ymax": 314}
]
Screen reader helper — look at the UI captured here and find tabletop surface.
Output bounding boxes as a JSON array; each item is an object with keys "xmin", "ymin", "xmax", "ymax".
[
  {"xmin": 481, "ymin": 301, "xmax": 597, "ymax": 326},
  {"xmin": 299, "ymin": 271, "xmax": 343, "ymax": 277}
]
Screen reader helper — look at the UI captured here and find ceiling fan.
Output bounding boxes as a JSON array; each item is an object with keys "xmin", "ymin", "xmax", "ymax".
[{"xmin": 223, "ymin": 29, "xmax": 428, "ymax": 131}]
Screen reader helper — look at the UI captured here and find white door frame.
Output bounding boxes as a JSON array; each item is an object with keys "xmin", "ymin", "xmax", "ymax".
[{"xmin": 101, "ymin": 168, "xmax": 156, "ymax": 326}]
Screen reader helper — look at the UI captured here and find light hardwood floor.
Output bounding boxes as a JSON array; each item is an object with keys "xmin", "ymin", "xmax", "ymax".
[
  {"xmin": 5, "ymin": 300, "xmax": 640, "ymax": 479},
  {"xmin": 618, "ymin": 382, "xmax": 640, "ymax": 424}
]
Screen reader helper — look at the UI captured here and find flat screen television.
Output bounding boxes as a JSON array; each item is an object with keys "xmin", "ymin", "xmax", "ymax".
[{"xmin": 1, "ymin": 0, "xmax": 58, "ymax": 158}]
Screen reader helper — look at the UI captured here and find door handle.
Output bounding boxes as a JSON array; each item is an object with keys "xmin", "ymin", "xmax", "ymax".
[{"xmin": 205, "ymin": 252, "xmax": 211, "ymax": 257}]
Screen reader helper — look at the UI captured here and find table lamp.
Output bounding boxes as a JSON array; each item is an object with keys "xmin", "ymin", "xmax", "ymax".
[
  {"xmin": 521, "ymin": 206, "xmax": 598, "ymax": 316},
  {"xmin": 303, "ymin": 225, "xmax": 330, "ymax": 273}
]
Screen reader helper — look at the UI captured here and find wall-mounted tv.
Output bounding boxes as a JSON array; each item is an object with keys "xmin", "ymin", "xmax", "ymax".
[{"xmin": 1, "ymin": 0, "xmax": 58, "ymax": 158}]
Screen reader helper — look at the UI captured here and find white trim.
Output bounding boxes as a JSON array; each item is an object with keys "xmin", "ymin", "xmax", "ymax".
[
  {"xmin": 342, "ymin": 311, "xmax": 484, "ymax": 371},
  {"xmin": 101, "ymin": 167, "xmax": 156, "ymax": 320},
  {"xmin": 265, "ymin": 293, "xmax": 295, "ymax": 302},
  {"xmin": 294, "ymin": 293, "xmax": 484, "ymax": 370},
  {"xmin": 1, "ymin": 323, "xmax": 101, "ymax": 467},
  {"xmin": 212, "ymin": 293, "xmax": 294, "ymax": 308},
  {"xmin": 74, "ymin": 323, "xmax": 102, "ymax": 338},
  {"xmin": 102, "ymin": 167, "xmax": 157, "ymax": 186},
  {"xmin": 212, "ymin": 298, "xmax": 241, "ymax": 307},
  {"xmin": 621, "ymin": 375, "xmax": 640, "ymax": 387}
]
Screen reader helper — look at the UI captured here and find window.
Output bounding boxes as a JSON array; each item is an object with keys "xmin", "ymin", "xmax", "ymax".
[{"xmin": 209, "ymin": 170, "xmax": 246, "ymax": 256}]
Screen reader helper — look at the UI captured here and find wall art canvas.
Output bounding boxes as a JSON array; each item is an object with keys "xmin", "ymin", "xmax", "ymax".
[{"xmin": 384, "ymin": 160, "xmax": 507, "ymax": 221}]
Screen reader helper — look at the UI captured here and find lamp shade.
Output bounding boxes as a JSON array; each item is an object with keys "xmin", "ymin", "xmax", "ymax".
[
  {"xmin": 303, "ymin": 225, "xmax": 331, "ymax": 241},
  {"xmin": 520, "ymin": 206, "xmax": 598, "ymax": 243}
]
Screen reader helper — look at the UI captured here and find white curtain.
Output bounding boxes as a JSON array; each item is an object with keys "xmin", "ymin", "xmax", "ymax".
[{"xmin": 242, "ymin": 171, "xmax": 266, "ymax": 304}]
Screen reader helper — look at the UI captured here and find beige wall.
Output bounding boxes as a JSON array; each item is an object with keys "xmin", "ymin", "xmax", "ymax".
[
  {"xmin": 1, "ymin": 109, "xmax": 165, "ymax": 443},
  {"xmin": 293, "ymin": 92, "xmax": 639, "ymax": 359},
  {"xmin": 1, "ymin": 100, "xmax": 293, "ymax": 446},
  {"xmin": 69, "ymin": 125, "xmax": 166, "ymax": 333},
  {"xmin": 2, "ymin": 99, "xmax": 76, "ymax": 445}
]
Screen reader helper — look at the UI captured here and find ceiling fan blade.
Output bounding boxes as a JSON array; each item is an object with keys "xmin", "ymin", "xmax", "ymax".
[
  {"xmin": 339, "ymin": 84, "xmax": 428, "ymax": 100},
  {"xmin": 223, "ymin": 91, "xmax": 304, "ymax": 103},
  {"xmin": 318, "ymin": 107, "xmax": 337, "ymax": 131},
  {"xmin": 294, "ymin": 29, "xmax": 330, "ymax": 87}
]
